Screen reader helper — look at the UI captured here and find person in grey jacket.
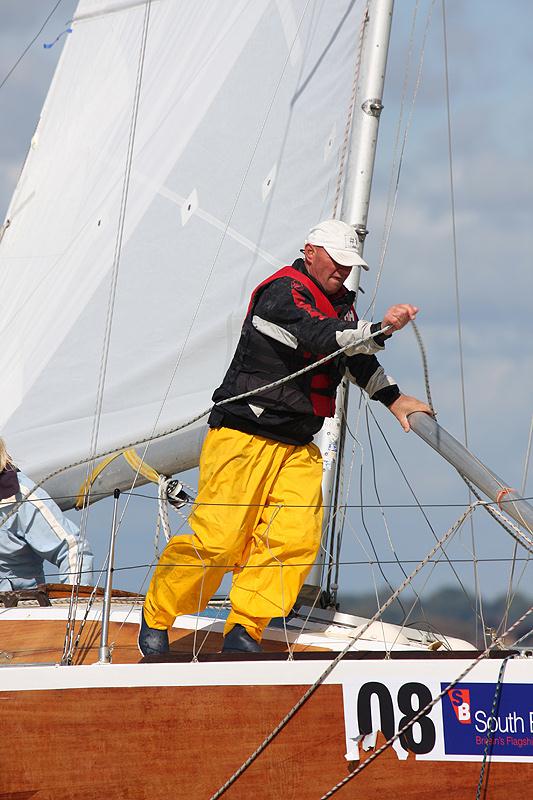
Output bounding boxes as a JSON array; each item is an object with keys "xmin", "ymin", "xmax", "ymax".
[{"xmin": 0, "ymin": 439, "xmax": 93, "ymax": 591}]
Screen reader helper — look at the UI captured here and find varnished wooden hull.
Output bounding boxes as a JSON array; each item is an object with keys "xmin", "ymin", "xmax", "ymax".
[
  {"xmin": 1, "ymin": 606, "xmax": 531, "ymax": 799},
  {"xmin": 3, "ymin": 681, "xmax": 529, "ymax": 800}
]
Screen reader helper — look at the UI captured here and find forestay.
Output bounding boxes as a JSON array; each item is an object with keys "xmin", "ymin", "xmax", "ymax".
[{"xmin": 0, "ymin": 0, "xmax": 361, "ymax": 506}]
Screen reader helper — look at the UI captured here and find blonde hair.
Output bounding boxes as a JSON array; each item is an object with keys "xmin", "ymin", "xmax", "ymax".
[{"xmin": 0, "ymin": 438, "xmax": 13, "ymax": 472}]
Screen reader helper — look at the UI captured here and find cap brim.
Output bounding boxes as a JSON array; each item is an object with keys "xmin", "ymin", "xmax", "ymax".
[{"xmin": 324, "ymin": 245, "xmax": 369, "ymax": 270}]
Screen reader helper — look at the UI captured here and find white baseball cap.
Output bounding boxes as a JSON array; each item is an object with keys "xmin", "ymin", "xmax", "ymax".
[{"xmin": 305, "ymin": 219, "xmax": 369, "ymax": 270}]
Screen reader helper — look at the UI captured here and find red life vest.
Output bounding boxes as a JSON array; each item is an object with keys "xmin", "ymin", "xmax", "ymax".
[{"xmin": 247, "ymin": 266, "xmax": 355, "ymax": 417}]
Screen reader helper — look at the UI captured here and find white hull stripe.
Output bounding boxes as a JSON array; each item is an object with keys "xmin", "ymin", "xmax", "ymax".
[{"xmin": 0, "ymin": 657, "xmax": 529, "ymax": 693}]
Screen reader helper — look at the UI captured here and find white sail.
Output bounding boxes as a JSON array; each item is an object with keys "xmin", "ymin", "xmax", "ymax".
[{"xmin": 0, "ymin": 0, "xmax": 362, "ymax": 503}]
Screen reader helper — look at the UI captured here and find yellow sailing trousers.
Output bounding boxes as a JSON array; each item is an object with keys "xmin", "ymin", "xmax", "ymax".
[{"xmin": 144, "ymin": 427, "xmax": 323, "ymax": 642}]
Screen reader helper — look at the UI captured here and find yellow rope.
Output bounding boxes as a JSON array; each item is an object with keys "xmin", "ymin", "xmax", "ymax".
[
  {"xmin": 75, "ymin": 452, "xmax": 124, "ymax": 508},
  {"xmin": 75, "ymin": 448, "xmax": 161, "ymax": 508},
  {"xmin": 122, "ymin": 448, "xmax": 160, "ymax": 484}
]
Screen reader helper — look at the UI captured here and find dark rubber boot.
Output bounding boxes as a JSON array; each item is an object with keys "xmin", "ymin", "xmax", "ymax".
[
  {"xmin": 222, "ymin": 624, "xmax": 263, "ymax": 653},
  {"xmin": 138, "ymin": 610, "xmax": 170, "ymax": 657}
]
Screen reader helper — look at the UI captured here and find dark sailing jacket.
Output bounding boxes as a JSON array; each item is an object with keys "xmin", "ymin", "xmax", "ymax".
[{"xmin": 209, "ymin": 259, "xmax": 400, "ymax": 445}]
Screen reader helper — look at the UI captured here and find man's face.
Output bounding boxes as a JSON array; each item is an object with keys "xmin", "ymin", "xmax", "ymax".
[{"xmin": 304, "ymin": 244, "xmax": 352, "ymax": 295}]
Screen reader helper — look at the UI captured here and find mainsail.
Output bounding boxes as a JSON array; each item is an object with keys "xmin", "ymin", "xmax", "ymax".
[{"xmin": 0, "ymin": 0, "xmax": 362, "ymax": 506}]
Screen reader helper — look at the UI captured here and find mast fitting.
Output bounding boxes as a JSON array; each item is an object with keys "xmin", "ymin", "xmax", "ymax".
[{"xmin": 362, "ymin": 98, "xmax": 384, "ymax": 117}]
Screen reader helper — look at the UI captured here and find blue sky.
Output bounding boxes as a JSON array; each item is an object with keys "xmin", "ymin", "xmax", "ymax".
[{"xmin": 1, "ymin": 1, "xmax": 532, "ymax": 619}]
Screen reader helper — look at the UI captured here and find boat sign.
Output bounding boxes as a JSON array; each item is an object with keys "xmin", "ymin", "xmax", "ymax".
[
  {"xmin": 442, "ymin": 682, "xmax": 533, "ymax": 757},
  {"xmin": 342, "ymin": 663, "xmax": 533, "ymax": 763}
]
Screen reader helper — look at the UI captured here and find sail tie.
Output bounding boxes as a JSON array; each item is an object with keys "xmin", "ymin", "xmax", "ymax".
[
  {"xmin": 43, "ymin": 26, "xmax": 73, "ymax": 50},
  {"xmin": 496, "ymin": 487, "xmax": 515, "ymax": 510},
  {"xmin": 75, "ymin": 448, "xmax": 158, "ymax": 508},
  {"xmin": 76, "ymin": 448, "xmax": 191, "ymax": 546}
]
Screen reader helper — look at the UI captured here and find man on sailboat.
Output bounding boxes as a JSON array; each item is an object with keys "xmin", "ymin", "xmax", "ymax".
[
  {"xmin": 139, "ymin": 219, "xmax": 432, "ymax": 656},
  {"xmin": 0, "ymin": 438, "xmax": 94, "ymax": 591}
]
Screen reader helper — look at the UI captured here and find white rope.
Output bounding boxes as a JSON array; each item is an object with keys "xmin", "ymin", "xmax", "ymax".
[{"xmin": 157, "ymin": 476, "xmax": 172, "ymax": 544}]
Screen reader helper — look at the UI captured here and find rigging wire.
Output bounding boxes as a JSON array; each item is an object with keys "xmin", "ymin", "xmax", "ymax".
[
  {"xmin": 332, "ymin": 2, "xmax": 368, "ymax": 218},
  {"xmin": 0, "ymin": 0, "xmax": 64, "ymax": 92},
  {"xmin": 358, "ymin": 418, "xmax": 408, "ymax": 618},
  {"xmin": 324, "ymin": 0, "xmax": 430, "ymax": 607},
  {"xmin": 503, "ymin": 410, "xmax": 533, "ymax": 630},
  {"xmin": 362, "ymin": 0, "xmax": 436, "ymax": 319},
  {"xmin": 328, "ymin": 397, "xmax": 364, "ymax": 597},
  {"xmin": 375, "ymin": 0, "xmax": 421, "ymax": 264},
  {"xmin": 44, "ymin": 553, "xmax": 532, "ymax": 580},
  {"xmin": 328, "ymin": 368, "xmax": 484, "ymax": 636},
  {"xmin": 362, "ymin": 403, "xmax": 484, "ymax": 624},
  {"xmin": 208, "ymin": 502, "xmax": 478, "ymax": 800},
  {"xmin": 84, "ymin": 0, "xmax": 152, "ymax": 487},
  {"xmin": 364, "ymin": 403, "xmax": 435, "ymax": 631},
  {"xmin": 441, "ymin": 0, "xmax": 485, "ymax": 646},
  {"xmin": 6, "ymin": 490, "xmax": 533, "ymax": 508},
  {"xmin": 319, "ymin": 609, "xmax": 530, "ymax": 799},
  {"xmin": 387, "ymin": 542, "xmax": 455, "ymax": 652},
  {"xmin": 325, "ymin": 0, "xmax": 436, "ymax": 621},
  {"xmin": 63, "ymin": 0, "xmax": 153, "ymax": 663}
]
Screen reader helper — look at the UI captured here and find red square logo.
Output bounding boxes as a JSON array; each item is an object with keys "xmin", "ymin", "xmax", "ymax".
[{"xmin": 448, "ymin": 688, "xmax": 471, "ymax": 724}]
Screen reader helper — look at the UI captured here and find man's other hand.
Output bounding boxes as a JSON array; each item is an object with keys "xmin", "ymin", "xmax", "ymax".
[
  {"xmin": 382, "ymin": 304, "xmax": 418, "ymax": 332},
  {"xmin": 388, "ymin": 394, "xmax": 434, "ymax": 432}
]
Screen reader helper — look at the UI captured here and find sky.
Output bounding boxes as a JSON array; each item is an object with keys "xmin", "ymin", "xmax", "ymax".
[{"xmin": 1, "ymin": 1, "xmax": 532, "ymax": 630}]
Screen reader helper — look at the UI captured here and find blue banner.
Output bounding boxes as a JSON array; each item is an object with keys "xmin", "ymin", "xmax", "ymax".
[{"xmin": 441, "ymin": 682, "xmax": 533, "ymax": 757}]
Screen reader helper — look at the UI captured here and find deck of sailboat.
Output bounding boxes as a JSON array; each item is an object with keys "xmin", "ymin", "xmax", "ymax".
[
  {"xmin": 0, "ymin": 610, "xmax": 331, "ymax": 666},
  {"xmin": 0, "ymin": 582, "xmax": 477, "ymax": 666}
]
